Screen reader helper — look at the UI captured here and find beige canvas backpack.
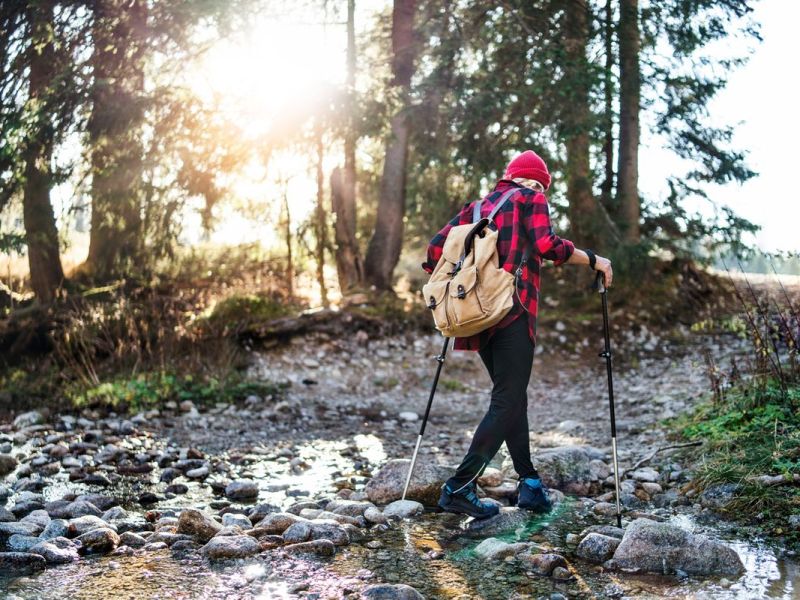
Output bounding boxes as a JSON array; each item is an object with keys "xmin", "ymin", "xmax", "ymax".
[{"xmin": 422, "ymin": 187, "xmax": 529, "ymax": 337}]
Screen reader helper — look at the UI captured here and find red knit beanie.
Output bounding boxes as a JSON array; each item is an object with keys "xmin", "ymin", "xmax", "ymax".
[{"xmin": 503, "ymin": 150, "xmax": 551, "ymax": 191}]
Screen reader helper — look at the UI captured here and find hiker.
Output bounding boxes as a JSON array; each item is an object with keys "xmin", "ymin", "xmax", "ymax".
[{"xmin": 420, "ymin": 150, "xmax": 613, "ymax": 519}]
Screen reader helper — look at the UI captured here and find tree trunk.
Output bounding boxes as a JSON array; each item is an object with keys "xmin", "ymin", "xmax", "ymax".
[
  {"xmin": 332, "ymin": 0, "xmax": 364, "ymax": 294},
  {"xmin": 600, "ymin": 0, "xmax": 615, "ymax": 209},
  {"xmin": 363, "ymin": 0, "xmax": 416, "ymax": 291},
  {"xmin": 562, "ymin": 0, "xmax": 600, "ymax": 249},
  {"xmin": 617, "ymin": 0, "xmax": 641, "ymax": 243},
  {"xmin": 330, "ymin": 167, "xmax": 363, "ymax": 293},
  {"xmin": 84, "ymin": 0, "xmax": 147, "ymax": 282},
  {"xmin": 315, "ymin": 128, "xmax": 329, "ymax": 308},
  {"xmin": 281, "ymin": 180, "xmax": 294, "ymax": 300},
  {"xmin": 22, "ymin": 0, "xmax": 65, "ymax": 303}
]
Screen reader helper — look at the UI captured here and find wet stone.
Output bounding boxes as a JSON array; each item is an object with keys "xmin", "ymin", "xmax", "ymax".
[
  {"xmin": 69, "ymin": 515, "xmax": 112, "ymax": 536},
  {"xmin": 382, "ymin": 500, "xmax": 423, "ymax": 519},
  {"xmin": 77, "ymin": 527, "xmax": 120, "ymax": 554},
  {"xmin": 283, "ymin": 539, "xmax": 335, "ymax": 557},
  {"xmin": 202, "ymin": 534, "xmax": 261, "ymax": 560},
  {"xmin": 365, "ymin": 459, "xmax": 452, "ymax": 505},
  {"xmin": 28, "ymin": 539, "xmax": 79, "ymax": 564},
  {"xmin": 0, "ymin": 551, "xmax": 46, "ymax": 574},
  {"xmin": 119, "ymin": 531, "xmax": 147, "ymax": 548},
  {"xmin": 225, "ymin": 479, "xmax": 259, "ymax": 500},
  {"xmin": 464, "ymin": 508, "xmax": 531, "ymax": 537},
  {"xmin": 177, "ymin": 508, "xmax": 222, "ymax": 542},
  {"xmin": 610, "ymin": 518, "xmax": 744, "ymax": 576},
  {"xmin": 7, "ymin": 534, "xmax": 41, "ymax": 552},
  {"xmin": 521, "ymin": 552, "xmax": 569, "ymax": 576},
  {"xmin": 575, "ymin": 533, "xmax": 620, "ymax": 563},
  {"xmin": 0, "ymin": 453, "xmax": 18, "ymax": 476},
  {"xmin": 39, "ymin": 519, "xmax": 69, "ymax": 540},
  {"xmin": 473, "ymin": 537, "xmax": 531, "ymax": 560},
  {"xmin": 360, "ymin": 583, "xmax": 425, "ymax": 600},
  {"xmin": 222, "ymin": 513, "xmax": 252, "ymax": 529}
]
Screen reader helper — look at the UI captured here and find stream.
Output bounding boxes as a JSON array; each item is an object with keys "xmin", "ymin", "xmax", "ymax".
[{"xmin": 1, "ymin": 325, "xmax": 799, "ymax": 599}]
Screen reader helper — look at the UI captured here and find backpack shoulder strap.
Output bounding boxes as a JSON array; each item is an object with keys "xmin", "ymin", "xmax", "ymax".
[
  {"xmin": 488, "ymin": 187, "xmax": 519, "ymax": 221},
  {"xmin": 472, "ymin": 187, "xmax": 519, "ymax": 223},
  {"xmin": 472, "ymin": 200, "xmax": 483, "ymax": 223}
]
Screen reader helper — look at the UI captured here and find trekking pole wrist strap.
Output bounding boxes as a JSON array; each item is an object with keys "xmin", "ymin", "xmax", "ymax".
[{"xmin": 585, "ymin": 248, "xmax": 597, "ymax": 270}]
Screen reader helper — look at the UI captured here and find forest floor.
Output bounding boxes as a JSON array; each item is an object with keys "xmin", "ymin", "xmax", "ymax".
[{"xmin": 1, "ymin": 266, "xmax": 799, "ymax": 599}]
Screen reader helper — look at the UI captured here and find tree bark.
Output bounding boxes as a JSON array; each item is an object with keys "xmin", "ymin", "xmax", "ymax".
[
  {"xmin": 22, "ymin": 0, "xmax": 65, "ymax": 303},
  {"xmin": 84, "ymin": 0, "xmax": 147, "ymax": 281},
  {"xmin": 332, "ymin": 0, "xmax": 364, "ymax": 294},
  {"xmin": 600, "ymin": 0, "xmax": 615, "ymax": 210},
  {"xmin": 315, "ymin": 127, "xmax": 329, "ymax": 308},
  {"xmin": 280, "ymin": 180, "xmax": 294, "ymax": 300},
  {"xmin": 364, "ymin": 0, "xmax": 416, "ymax": 291},
  {"xmin": 330, "ymin": 167, "xmax": 363, "ymax": 293},
  {"xmin": 617, "ymin": 0, "xmax": 641, "ymax": 243},
  {"xmin": 562, "ymin": 0, "xmax": 600, "ymax": 249}
]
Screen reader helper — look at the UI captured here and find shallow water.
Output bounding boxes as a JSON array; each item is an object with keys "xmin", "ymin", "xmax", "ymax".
[
  {"xmin": 4, "ymin": 494, "xmax": 797, "ymax": 600},
  {"xmin": 2, "ymin": 430, "xmax": 798, "ymax": 598}
]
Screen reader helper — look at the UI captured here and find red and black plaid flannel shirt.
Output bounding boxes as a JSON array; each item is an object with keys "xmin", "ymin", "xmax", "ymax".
[{"xmin": 421, "ymin": 179, "xmax": 575, "ymax": 351}]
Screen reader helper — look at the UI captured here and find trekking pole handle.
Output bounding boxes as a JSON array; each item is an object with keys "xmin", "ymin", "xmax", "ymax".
[{"xmin": 592, "ymin": 270, "xmax": 606, "ymax": 293}]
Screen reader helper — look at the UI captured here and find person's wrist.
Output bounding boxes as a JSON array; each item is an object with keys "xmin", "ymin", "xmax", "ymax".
[{"xmin": 585, "ymin": 249, "xmax": 596, "ymax": 270}]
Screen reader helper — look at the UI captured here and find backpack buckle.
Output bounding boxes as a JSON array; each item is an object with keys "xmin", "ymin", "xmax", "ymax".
[
  {"xmin": 456, "ymin": 284, "xmax": 466, "ymax": 299},
  {"xmin": 428, "ymin": 296, "xmax": 437, "ymax": 309}
]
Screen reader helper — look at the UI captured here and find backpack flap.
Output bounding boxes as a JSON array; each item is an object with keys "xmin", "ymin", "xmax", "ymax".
[
  {"xmin": 448, "ymin": 265, "xmax": 486, "ymax": 325},
  {"xmin": 421, "ymin": 279, "xmax": 452, "ymax": 331}
]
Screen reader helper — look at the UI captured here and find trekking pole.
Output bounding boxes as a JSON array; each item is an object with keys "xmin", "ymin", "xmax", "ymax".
[
  {"xmin": 402, "ymin": 335, "xmax": 450, "ymax": 501},
  {"xmin": 594, "ymin": 271, "xmax": 623, "ymax": 528}
]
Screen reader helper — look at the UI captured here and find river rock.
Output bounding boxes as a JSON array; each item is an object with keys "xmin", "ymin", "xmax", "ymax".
[
  {"xmin": 575, "ymin": 533, "xmax": 620, "ymax": 563},
  {"xmin": 0, "ymin": 521, "xmax": 42, "ymax": 538},
  {"xmin": 177, "ymin": 509, "xmax": 223, "ymax": 542},
  {"xmin": 283, "ymin": 520, "xmax": 349, "ymax": 546},
  {"xmin": 7, "ymin": 534, "xmax": 41, "ymax": 552},
  {"xmin": 77, "ymin": 527, "xmax": 120, "ymax": 554},
  {"xmin": 222, "ymin": 513, "xmax": 252, "ymax": 530},
  {"xmin": 39, "ymin": 519, "xmax": 69, "ymax": 540},
  {"xmin": 364, "ymin": 506, "xmax": 388, "ymax": 525},
  {"xmin": 250, "ymin": 512, "xmax": 307, "ymax": 535},
  {"xmin": 629, "ymin": 467, "xmax": 659, "ymax": 483},
  {"xmin": 700, "ymin": 483, "xmax": 741, "ymax": 510},
  {"xmin": 477, "ymin": 468, "xmax": 504, "ymax": 488},
  {"xmin": 0, "ymin": 454, "xmax": 18, "ymax": 476},
  {"xmin": 473, "ymin": 537, "xmax": 531, "ymax": 560},
  {"xmin": 202, "ymin": 534, "xmax": 261, "ymax": 560},
  {"xmin": 65, "ymin": 499, "xmax": 102, "ymax": 518},
  {"xmin": 29, "ymin": 538, "xmax": 79, "ymax": 564},
  {"xmin": 383, "ymin": 500, "xmax": 424, "ymax": 519},
  {"xmin": 521, "ymin": 552, "xmax": 569, "ymax": 576},
  {"xmin": 361, "ymin": 583, "xmax": 425, "ymax": 599},
  {"xmin": 610, "ymin": 518, "xmax": 744, "ymax": 576},
  {"xmin": 283, "ymin": 539, "xmax": 336, "ymax": 556},
  {"xmin": 119, "ymin": 531, "xmax": 147, "ymax": 548},
  {"xmin": 365, "ymin": 459, "xmax": 452, "ymax": 505},
  {"xmin": 68, "ymin": 515, "xmax": 111, "ymax": 536},
  {"xmin": 0, "ymin": 551, "xmax": 46, "ymax": 574},
  {"xmin": 325, "ymin": 499, "xmax": 374, "ymax": 518},
  {"xmin": 532, "ymin": 446, "xmax": 603, "ymax": 495},
  {"xmin": 13, "ymin": 411, "xmax": 44, "ymax": 428},
  {"xmin": 225, "ymin": 479, "xmax": 259, "ymax": 500},
  {"xmin": 247, "ymin": 503, "xmax": 281, "ymax": 524},
  {"xmin": 464, "ymin": 508, "xmax": 531, "ymax": 537}
]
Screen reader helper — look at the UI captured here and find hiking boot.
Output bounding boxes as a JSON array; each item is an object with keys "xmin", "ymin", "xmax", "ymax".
[
  {"xmin": 437, "ymin": 482, "xmax": 500, "ymax": 520},
  {"xmin": 516, "ymin": 477, "xmax": 552, "ymax": 513}
]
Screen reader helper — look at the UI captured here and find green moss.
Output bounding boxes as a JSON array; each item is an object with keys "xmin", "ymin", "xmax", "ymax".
[
  {"xmin": 441, "ymin": 378, "xmax": 468, "ymax": 392},
  {"xmin": 668, "ymin": 379, "xmax": 800, "ymax": 548},
  {"xmin": 66, "ymin": 371, "xmax": 288, "ymax": 413}
]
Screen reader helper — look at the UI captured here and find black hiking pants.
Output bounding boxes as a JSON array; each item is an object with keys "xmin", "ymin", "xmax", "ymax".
[{"xmin": 445, "ymin": 315, "xmax": 539, "ymax": 492}]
